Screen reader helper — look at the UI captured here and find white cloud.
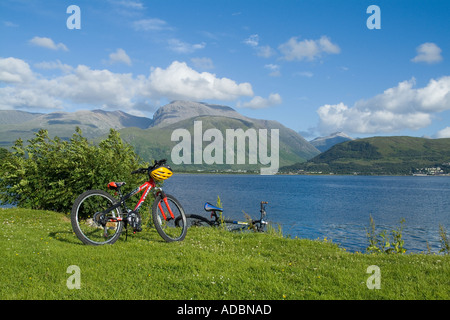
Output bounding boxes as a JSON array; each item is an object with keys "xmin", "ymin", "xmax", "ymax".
[
  {"xmin": 147, "ymin": 61, "xmax": 253, "ymax": 101},
  {"xmin": 0, "ymin": 86, "xmax": 63, "ymax": 110},
  {"xmin": 243, "ymin": 34, "xmax": 275, "ymax": 58},
  {"xmin": 257, "ymin": 45, "xmax": 276, "ymax": 58},
  {"xmin": 278, "ymin": 36, "xmax": 340, "ymax": 61},
  {"xmin": 436, "ymin": 127, "xmax": 450, "ymax": 138},
  {"xmin": 0, "ymin": 57, "xmax": 34, "ymax": 83},
  {"xmin": 108, "ymin": 48, "xmax": 132, "ymax": 66},
  {"xmin": 133, "ymin": 18, "xmax": 170, "ymax": 31},
  {"xmin": 411, "ymin": 43, "xmax": 443, "ymax": 64},
  {"xmin": 238, "ymin": 93, "xmax": 282, "ymax": 109},
  {"xmin": 167, "ymin": 39, "xmax": 206, "ymax": 54},
  {"xmin": 34, "ymin": 60, "xmax": 73, "ymax": 73},
  {"xmin": 264, "ymin": 64, "xmax": 281, "ymax": 77},
  {"xmin": 317, "ymin": 77, "xmax": 450, "ymax": 135},
  {"xmin": 29, "ymin": 36, "xmax": 68, "ymax": 51},
  {"xmin": 244, "ymin": 34, "xmax": 259, "ymax": 47}
]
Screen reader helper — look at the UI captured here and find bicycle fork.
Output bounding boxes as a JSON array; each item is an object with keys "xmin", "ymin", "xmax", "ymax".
[{"xmin": 155, "ymin": 189, "xmax": 175, "ymax": 221}]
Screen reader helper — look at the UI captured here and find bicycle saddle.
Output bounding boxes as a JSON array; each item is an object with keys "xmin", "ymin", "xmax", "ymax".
[
  {"xmin": 107, "ymin": 182, "xmax": 126, "ymax": 190},
  {"xmin": 204, "ymin": 202, "xmax": 223, "ymax": 212}
]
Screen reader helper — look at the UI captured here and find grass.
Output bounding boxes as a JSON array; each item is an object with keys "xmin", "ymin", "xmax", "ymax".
[{"xmin": 0, "ymin": 208, "xmax": 449, "ymax": 300}]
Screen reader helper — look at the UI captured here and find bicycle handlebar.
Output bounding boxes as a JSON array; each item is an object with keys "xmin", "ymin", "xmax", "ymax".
[{"xmin": 131, "ymin": 159, "xmax": 167, "ymax": 175}]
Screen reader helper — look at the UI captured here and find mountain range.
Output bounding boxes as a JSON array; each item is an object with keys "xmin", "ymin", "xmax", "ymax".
[{"xmin": 4, "ymin": 102, "xmax": 449, "ymax": 175}]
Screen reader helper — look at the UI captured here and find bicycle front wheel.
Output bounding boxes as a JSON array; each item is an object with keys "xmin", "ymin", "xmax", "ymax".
[
  {"xmin": 152, "ymin": 194, "xmax": 187, "ymax": 242},
  {"xmin": 71, "ymin": 190, "xmax": 124, "ymax": 245}
]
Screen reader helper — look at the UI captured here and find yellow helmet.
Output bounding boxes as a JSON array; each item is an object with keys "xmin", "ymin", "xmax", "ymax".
[{"xmin": 150, "ymin": 164, "xmax": 173, "ymax": 181}]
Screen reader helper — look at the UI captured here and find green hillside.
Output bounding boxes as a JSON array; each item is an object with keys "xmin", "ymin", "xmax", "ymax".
[
  {"xmin": 118, "ymin": 115, "xmax": 319, "ymax": 173},
  {"xmin": 280, "ymin": 136, "xmax": 450, "ymax": 175}
]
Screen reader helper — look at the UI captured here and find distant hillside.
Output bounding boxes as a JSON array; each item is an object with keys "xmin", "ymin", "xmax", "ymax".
[
  {"xmin": 0, "ymin": 109, "xmax": 153, "ymax": 146},
  {"xmin": 310, "ymin": 132, "xmax": 353, "ymax": 152},
  {"xmin": 280, "ymin": 136, "xmax": 450, "ymax": 175},
  {"xmin": 0, "ymin": 110, "xmax": 43, "ymax": 125}
]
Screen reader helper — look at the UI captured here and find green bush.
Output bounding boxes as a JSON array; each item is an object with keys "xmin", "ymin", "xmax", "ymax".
[{"xmin": 0, "ymin": 128, "xmax": 149, "ymax": 213}]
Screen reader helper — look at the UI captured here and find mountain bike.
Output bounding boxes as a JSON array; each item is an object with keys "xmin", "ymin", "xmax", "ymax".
[
  {"xmin": 175, "ymin": 201, "xmax": 268, "ymax": 232},
  {"xmin": 71, "ymin": 159, "xmax": 187, "ymax": 245}
]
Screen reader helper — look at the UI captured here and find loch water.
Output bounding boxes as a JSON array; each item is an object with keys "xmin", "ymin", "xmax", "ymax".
[{"xmin": 165, "ymin": 174, "xmax": 450, "ymax": 253}]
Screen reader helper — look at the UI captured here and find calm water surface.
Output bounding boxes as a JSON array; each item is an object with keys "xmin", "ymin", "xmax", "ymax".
[{"xmin": 164, "ymin": 174, "xmax": 450, "ymax": 253}]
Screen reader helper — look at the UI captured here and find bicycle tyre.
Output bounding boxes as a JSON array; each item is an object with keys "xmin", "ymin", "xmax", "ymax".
[
  {"xmin": 71, "ymin": 189, "xmax": 124, "ymax": 245},
  {"xmin": 152, "ymin": 194, "xmax": 187, "ymax": 242},
  {"xmin": 176, "ymin": 214, "xmax": 213, "ymax": 228}
]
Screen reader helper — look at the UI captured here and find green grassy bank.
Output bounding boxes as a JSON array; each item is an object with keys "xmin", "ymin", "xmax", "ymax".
[{"xmin": 0, "ymin": 208, "xmax": 448, "ymax": 300}]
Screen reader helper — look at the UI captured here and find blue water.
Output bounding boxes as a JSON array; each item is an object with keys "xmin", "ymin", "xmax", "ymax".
[{"xmin": 164, "ymin": 174, "xmax": 450, "ymax": 253}]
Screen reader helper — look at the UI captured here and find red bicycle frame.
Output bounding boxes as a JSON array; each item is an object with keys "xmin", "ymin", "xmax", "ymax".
[{"xmin": 105, "ymin": 178, "xmax": 175, "ymax": 221}]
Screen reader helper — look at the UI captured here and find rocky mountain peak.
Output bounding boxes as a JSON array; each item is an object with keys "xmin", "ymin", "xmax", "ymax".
[{"xmin": 152, "ymin": 100, "xmax": 249, "ymax": 127}]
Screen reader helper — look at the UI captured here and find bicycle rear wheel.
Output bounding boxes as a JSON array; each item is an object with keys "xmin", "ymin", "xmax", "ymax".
[
  {"xmin": 71, "ymin": 190, "xmax": 124, "ymax": 245},
  {"xmin": 152, "ymin": 194, "xmax": 187, "ymax": 242}
]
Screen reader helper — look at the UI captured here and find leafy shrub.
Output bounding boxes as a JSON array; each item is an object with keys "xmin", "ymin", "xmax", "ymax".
[{"xmin": 0, "ymin": 128, "xmax": 149, "ymax": 213}]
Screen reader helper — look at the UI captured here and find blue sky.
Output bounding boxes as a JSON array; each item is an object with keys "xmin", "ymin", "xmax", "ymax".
[{"xmin": 1, "ymin": 0, "xmax": 450, "ymax": 139}]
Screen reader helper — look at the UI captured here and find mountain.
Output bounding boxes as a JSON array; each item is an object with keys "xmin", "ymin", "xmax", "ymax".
[
  {"xmin": 0, "ymin": 109, "xmax": 153, "ymax": 146},
  {"xmin": 152, "ymin": 100, "xmax": 249, "ymax": 127},
  {"xmin": 118, "ymin": 101, "xmax": 320, "ymax": 172},
  {"xmin": 280, "ymin": 136, "xmax": 450, "ymax": 175},
  {"xmin": 309, "ymin": 132, "xmax": 353, "ymax": 152}
]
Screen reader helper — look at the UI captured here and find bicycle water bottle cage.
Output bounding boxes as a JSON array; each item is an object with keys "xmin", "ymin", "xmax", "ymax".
[
  {"xmin": 107, "ymin": 182, "xmax": 126, "ymax": 190},
  {"xmin": 204, "ymin": 202, "xmax": 223, "ymax": 212}
]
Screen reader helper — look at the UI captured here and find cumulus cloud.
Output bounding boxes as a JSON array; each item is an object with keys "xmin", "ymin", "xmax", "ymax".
[
  {"xmin": 238, "ymin": 93, "xmax": 282, "ymax": 109},
  {"xmin": 0, "ymin": 57, "xmax": 254, "ymax": 112},
  {"xmin": 411, "ymin": 43, "xmax": 443, "ymax": 64},
  {"xmin": 29, "ymin": 36, "xmax": 68, "ymax": 51},
  {"xmin": 108, "ymin": 48, "xmax": 132, "ymax": 66},
  {"xmin": 147, "ymin": 61, "xmax": 253, "ymax": 101},
  {"xmin": 317, "ymin": 77, "xmax": 450, "ymax": 135},
  {"xmin": 278, "ymin": 36, "xmax": 340, "ymax": 61},
  {"xmin": 0, "ymin": 57, "xmax": 34, "ymax": 83}
]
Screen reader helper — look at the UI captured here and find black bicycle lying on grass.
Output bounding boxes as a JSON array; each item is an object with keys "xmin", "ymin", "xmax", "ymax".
[{"xmin": 175, "ymin": 201, "xmax": 268, "ymax": 232}]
